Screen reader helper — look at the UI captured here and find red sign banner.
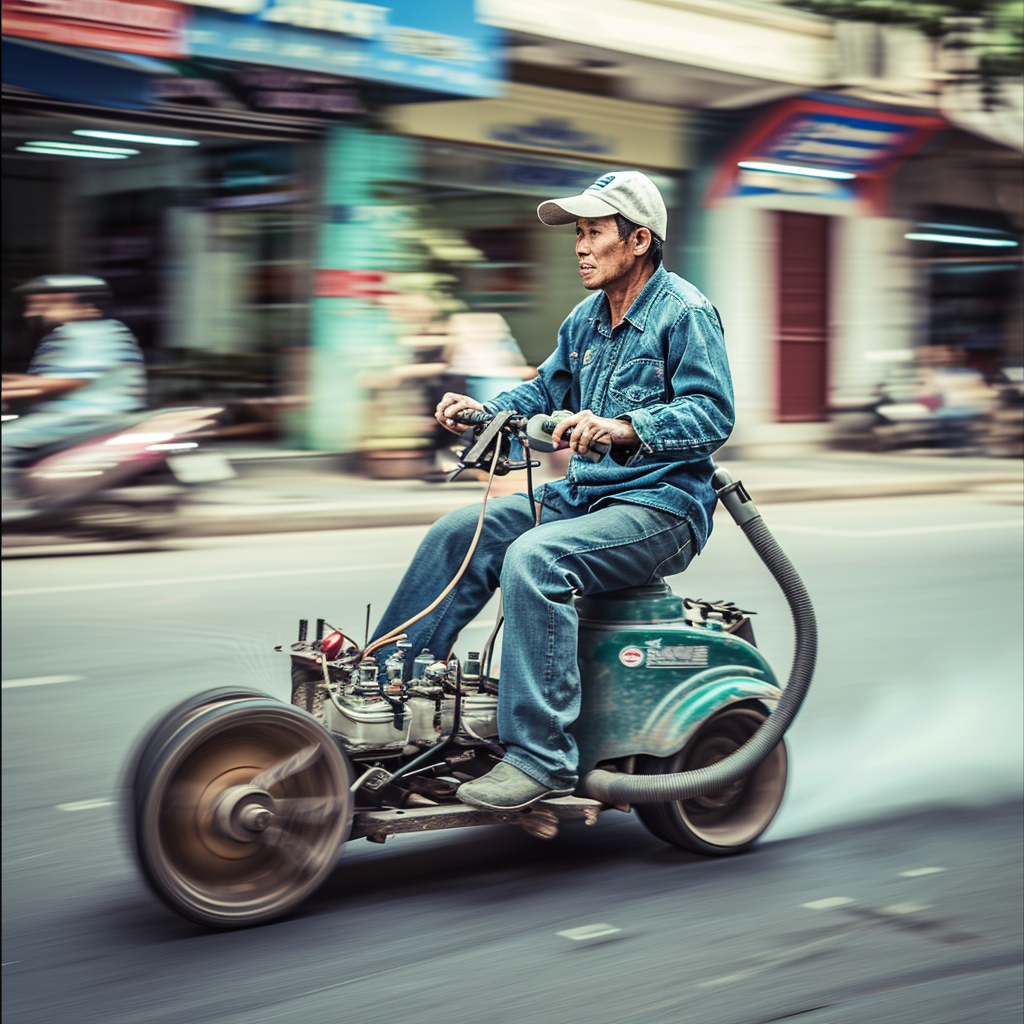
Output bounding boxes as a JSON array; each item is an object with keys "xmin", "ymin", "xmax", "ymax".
[
  {"xmin": 1, "ymin": 0, "xmax": 186, "ymax": 57},
  {"xmin": 314, "ymin": 270, "xmax": 395, "ymax": 300}
]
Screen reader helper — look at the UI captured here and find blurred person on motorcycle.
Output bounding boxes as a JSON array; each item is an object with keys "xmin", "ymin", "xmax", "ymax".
[
  {"xmin": 369, "ymin": 172, "xmax": 735, "ymax": 810},
  {"xmin": 2, "ymin": 275, "xmax": 145, "ymax": 519},
  {"xmin": 917, "ymin": 346, "xmax": 998, "ymax": 448}
]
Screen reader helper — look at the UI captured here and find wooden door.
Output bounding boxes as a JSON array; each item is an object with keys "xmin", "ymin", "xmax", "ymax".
[{"xmin": 777, "ymin": 212, "xmax": 830, "ymax": 421}]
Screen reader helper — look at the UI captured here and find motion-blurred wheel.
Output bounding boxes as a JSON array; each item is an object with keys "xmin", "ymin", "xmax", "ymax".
[
  {"xmin": 290, "ymin": 664, "xmax": 325, "ymax": 719},
  {"xmin": 126, "ymin": 692, "xmax": 352, "ymax": 928},
  {"xmin": 634, "ymin": 705, "xmax": 786, "ymax": 855}
]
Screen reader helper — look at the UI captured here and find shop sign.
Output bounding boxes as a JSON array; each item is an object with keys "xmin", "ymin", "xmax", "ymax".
[
  {"xmin": 183, "ymin": 0, "xmax": 386, "ymax": 39},
  {"xmin": 489, "ymin": 118, "xmax": 612, "ymax": 156},
  {"xmin": 185, "ymin": 0, "xmax": 502, "ymax": 98},
  {"xmin": 708, "ymin": 97, "xmax": 943, "ymax": 214},
  {"xmin": 314, "ymin": 269, "xmax": 395, "ymax": 299},
  {"xmin": 1, "ymin": 0, "xmax": 187, "ymax": 57},
  {"xmin": 387, "ymin": 83, "xmax": 687, "ymax": 170},
  {"xmin": 154, "ymin": 67, "xmax": 365, "ymax": 117}
]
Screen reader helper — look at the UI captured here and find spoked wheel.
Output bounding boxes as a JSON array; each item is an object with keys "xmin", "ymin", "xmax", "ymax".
[
  {"xmin": 126, "ymin": 690, "xmax": 353, "ymax": 928},
  {"xmin": 634, "ymin": 704, "xmax": 787, "ymax": 856}
]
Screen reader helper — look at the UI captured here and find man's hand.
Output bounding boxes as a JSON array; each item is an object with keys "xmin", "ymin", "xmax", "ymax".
[
  {"xmin": 2, "ymin": 374, "xmax": 85, "ymax": 401},
  {"xmin": 550, "ymin": 410, "xmax": 640, "ymax": 456},
  {"xmin": 435, "ymin": 392, "xmax": 485, "ymax": 435}
]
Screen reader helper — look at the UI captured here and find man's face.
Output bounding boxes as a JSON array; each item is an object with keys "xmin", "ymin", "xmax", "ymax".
[
  {"xmin": 24, "ymin": 293, "xmax": 99, "ymax": 332},
  {"xmin": 575, "ymin": 216, "xmax": 639, "ymax": 291}
]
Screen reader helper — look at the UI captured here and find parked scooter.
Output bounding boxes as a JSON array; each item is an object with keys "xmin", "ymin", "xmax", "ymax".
[
  {"xmin": 124, "ymin": 409, "xmax": 817, "ymax": 929},
  {"xmin": 835, "ymin": 349, "xmax": 999, "ymax": 452},
  {"xmin": 1, "ymin": 406, "xmax": 230, "ymax": 537}
]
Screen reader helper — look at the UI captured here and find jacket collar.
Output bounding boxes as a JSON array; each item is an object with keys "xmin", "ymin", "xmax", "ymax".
[{"xmin": 587, "ymin": 264, "xmax": 667, "ymax": 336}]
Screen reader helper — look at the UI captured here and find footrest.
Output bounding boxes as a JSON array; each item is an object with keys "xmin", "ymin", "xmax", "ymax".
[{"xmin": 350, "ymin": 796, "xmax": 605, "ymax": 843}]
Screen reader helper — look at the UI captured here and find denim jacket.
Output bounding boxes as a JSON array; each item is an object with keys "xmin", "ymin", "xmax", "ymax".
[{"xmin": 485, "ymin": 265, "xmax": 734, "ymax": 550}]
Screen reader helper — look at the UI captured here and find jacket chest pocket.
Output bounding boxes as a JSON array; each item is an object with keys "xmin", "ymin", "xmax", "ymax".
[{"xmin": 608, "ymin": 357, "xmax": 666, "ymax": 410}]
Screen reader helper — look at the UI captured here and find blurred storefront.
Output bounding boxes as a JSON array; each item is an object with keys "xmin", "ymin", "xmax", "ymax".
[
  {"xmin": 5, "ymin": 0, "xmax": 1021, "ymax": 462},
  {"xmin": 2, "ymin": 0, "xmax": 503, "ymax": 447},
  {"xmin": 301, "ymin": 81, "xmax": 686, "ymax": 463},
  {"xmin": 699, "ymin": 94, "xmax": 1021, "ymax": 454}
]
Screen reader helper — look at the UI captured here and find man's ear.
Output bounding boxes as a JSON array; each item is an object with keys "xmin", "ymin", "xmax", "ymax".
[{"xmin": 633, "ymin": 227, "xmax": 652, "ymax": 258}]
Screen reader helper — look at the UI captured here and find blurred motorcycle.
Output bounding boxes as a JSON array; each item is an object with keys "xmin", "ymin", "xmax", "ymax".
[
  {"xmin": 834, "ymin": 349, "xmax": 1000, "ymax": 453},
  {"xmin": 1, "ymin": 406, "xmax": 231, "ymax": 537}
]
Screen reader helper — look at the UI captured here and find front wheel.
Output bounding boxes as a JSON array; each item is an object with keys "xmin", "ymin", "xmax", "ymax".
[
  {"xmin": 126, "ymin": 692, "xmax": 353, "ymax": 928},
  {"xmin": 634, "ymin": 704, "xmax": 787, "ymax": 856}
]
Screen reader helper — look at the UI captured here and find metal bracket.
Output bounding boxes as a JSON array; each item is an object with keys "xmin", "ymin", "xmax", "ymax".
[
  {"xmin": 350, "ymin": 766, "xmax": 392, "ymax": 793},
  {"xmin": 349, "ymin": 795, "xmax": 605, "ymax": 843},
  {"xmin": 458, "ymin": 409, "xmax": 515, "ymax": 467}
]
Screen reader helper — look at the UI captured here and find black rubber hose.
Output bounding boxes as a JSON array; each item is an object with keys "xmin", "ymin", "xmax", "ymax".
[{"xmin": 579, "ymin": 485, "xmax": 817, "ymax": 805}]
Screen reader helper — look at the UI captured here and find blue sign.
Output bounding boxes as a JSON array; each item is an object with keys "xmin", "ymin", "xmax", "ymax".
[
  {"xmin": 754, "ymin": 110, "xmax": 918, "ymax": 175},
  {"xmin": 186, "ymin": 0, "xmax": 503, "ymax": 98},
  {"xmin": 710, "ymin": 98, "xmax": 944, "ymax": 212}
]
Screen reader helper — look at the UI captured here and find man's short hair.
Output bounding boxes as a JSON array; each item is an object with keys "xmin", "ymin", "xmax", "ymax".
[{"xmin": 615, "ymin": 214, "xmax": 663, "ymax": 268}]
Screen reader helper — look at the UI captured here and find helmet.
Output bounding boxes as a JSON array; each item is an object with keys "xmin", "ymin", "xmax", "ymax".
[
  {"xmin": 14, "ymin": 274, "xmax": 111, "ymax": 297},
  {"xmin": 14, "ymin": 275, "xmax": 112, "ymax": 320}
]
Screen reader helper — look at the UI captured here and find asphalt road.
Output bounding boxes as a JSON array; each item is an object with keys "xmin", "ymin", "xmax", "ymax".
[{"xmin": 3, "ymin": 488, "xmax": 1022, "ymax": 1024}]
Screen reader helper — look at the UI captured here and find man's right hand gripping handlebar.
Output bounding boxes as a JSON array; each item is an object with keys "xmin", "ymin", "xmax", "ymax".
[{"xmin": 436, "ymin": 393, "xmax": 486, "ymax": 435}]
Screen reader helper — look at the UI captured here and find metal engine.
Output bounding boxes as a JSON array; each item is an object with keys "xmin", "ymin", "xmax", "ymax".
[{"xmin": 286, "ymin": 622, "xmax": 498, "ymax": 762}]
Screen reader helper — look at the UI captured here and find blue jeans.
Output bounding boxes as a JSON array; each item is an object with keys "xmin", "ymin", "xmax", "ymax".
[{"xmin": 370, "ymin": 493, "xmax": 696, "ymax": 789}]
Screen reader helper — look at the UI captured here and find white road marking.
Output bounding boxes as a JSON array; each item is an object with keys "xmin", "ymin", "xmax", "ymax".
[
  {"xmin": 1, "ymin": 562, "xmax": 407, "ymax": 598},
  {"xmin": 772, "ymin": 519, "xmax": 1022, "ymax": 538},
  {"xmin": 900, "ymin": 866, "xmax": 946, "ymax": 877},
  {"xmin": 697, "ymin": 933, "xmax": 851, "ymax": 990},
  {"xmin": 55, "ymin": 799, "xmax": 114, "ymax": 812},
  {"xmin": 557, "ymin": 924, "xmax": 622, "ymax": 941},
  {"xmin": 881, "ymin": 903, "xmax": 932, "ymax": 915},
  {"xmin": 2, "ymin": 851, "xmax": 56, "ymax": 866},
  {"xmin": 801, "ymin": 897, "xmax": 855, "ymax": 910},
  {"xmin": 2, "ymin": 962, "xmax": 23, "ymax": 967},
  {"xmin": 2, "ymin": 674, "xmax": 82, "ymax": 690}
]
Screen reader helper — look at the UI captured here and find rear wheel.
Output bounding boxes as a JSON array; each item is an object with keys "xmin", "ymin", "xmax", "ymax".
[
  {"xmin": 126, "ymin": 693, "xmax": 352, "ymax": 928},
  {"xmin": 634, "ymin": 705, "xmax": 786, "ymax": 856}
]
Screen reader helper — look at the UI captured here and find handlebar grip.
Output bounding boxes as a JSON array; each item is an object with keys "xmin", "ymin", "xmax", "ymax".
[{"xmin": 451, "ymin": 409, "xmax": 493, "ymax": 425}]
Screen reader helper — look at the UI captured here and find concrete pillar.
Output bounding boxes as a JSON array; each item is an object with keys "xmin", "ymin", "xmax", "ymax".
[
  {"xmin": 706, "ymin": 204, "xmax": 776, "ymax": 446},
  {"xmin": 304, "ymin": 125, "xmax": 419, "ymax": 452},
  {"xmin": 830, "ymin": 215, "xmax": 918, "ymax": 405}
]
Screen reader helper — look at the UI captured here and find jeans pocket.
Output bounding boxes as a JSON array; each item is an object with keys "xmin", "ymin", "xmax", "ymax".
[{"xmin": 648, "ymin": 537, "xmax": 694, "ymax": 582}]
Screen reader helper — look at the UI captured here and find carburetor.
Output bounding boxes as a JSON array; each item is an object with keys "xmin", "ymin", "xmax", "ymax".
[{"xmin": 286, "ymin": 622, "xmax": 497, "ymax": 761}]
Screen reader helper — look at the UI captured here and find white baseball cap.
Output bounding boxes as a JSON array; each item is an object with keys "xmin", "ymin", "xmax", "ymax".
[{"xmin": 537, "ymin": 170, "xmax": 667, "ymax": 241}]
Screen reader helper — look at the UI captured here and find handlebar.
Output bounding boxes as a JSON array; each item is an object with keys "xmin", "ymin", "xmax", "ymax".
[
  {"xmin": 451, "ymin": 409, "xmax": 496, "ymax": 426},
  {"xmin": 450, "ymin": 407, "xmax": 608, "ymax": 464}
]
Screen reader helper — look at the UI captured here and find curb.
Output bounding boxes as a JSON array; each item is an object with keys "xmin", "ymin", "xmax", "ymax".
[
  {"xmin": 171, "ymin": 470, "xmax": 1022, "ymax": 538},
  {"xmin": 4, "ymin": 469, "xmax": 1019, "ymax": 556}
]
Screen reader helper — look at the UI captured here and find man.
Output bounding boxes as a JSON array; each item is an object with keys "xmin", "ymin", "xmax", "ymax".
[
  {"xmin": 2, "ymin": 275, "xmax": 146, "ymax": 514},
  {"xmin": 370, "ymin": 171, "xmax": 735, "ymax": 810}
]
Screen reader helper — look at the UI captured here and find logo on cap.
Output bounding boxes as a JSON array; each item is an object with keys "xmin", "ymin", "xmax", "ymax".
[{"xmin": 588, "ymin": 174, "xmax": 616, "ymax": 192}]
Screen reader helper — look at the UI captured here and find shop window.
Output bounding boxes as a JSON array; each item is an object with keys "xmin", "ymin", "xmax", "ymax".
[
  {"xmin": 455, "ymin": 226, "xmax": 533, "ymax": 312},
  {"xmin": 907, "ymin": 208, "xmax": 1020, "ymax": 377}
]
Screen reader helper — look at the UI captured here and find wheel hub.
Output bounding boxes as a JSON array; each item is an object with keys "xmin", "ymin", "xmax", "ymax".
[{"xmin": 213, "ymin": 785, "xmax": 277, "ymax": 844}]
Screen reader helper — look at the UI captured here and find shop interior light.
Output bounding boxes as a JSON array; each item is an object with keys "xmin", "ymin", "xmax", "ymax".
[
  {"xmin": 22, "ymin": 141, "xmax": 140, "ymax": 155},
  {"xmin": 904, "ymin": 232, "xmax": 1018, "ymax": 247},
  {"xmin": 73, "ymin": 129, "xmax": 199, "ymax": 147},
  {"xmin": 737, "ymin": 160, "xmax": 856, "ymax": 181},
  {"xmin": 17, "ymin": 145, "xmax": 128, "ymax": 159}
]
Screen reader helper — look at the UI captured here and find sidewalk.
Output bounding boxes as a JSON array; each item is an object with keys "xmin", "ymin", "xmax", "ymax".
[{"xmin": 174, "ymin": 445, "xmax": 1023, "ymax": 537}]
